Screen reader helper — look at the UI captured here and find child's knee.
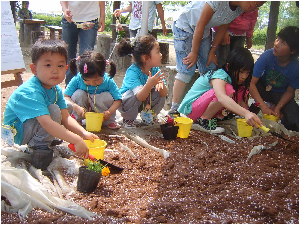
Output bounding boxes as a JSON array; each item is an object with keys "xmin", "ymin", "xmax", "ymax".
[{"xmin": 48, "ymin": 104, "xmax": 62, "ymax": 123}]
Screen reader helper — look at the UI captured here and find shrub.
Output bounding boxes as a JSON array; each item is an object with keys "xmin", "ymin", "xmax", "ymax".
[{"xmin": 33, "ymin": 13, "xmax": 62, "ymax": 26}]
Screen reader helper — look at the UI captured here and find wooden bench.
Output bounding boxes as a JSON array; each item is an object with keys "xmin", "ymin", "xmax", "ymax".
[{"xmin": 46, "ymin": 25, "xmax": 62, "ymax": 40}]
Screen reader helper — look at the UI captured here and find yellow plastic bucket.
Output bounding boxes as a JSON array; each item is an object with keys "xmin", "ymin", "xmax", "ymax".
[
  {"xmin": 85, "ymin": 112, "xmax": 104, "ymax": 132},
  {"xmin": 236, "ymin": 118, "xmax": 253, "ymax": 137},
  {"xmin": 174, "ymin": 117, "xmax": 193, "ymax": 138},
  {"xmin": 84, "ymin": 139, "xmax": 107, "ymax": 160},
  {"xmin": 263, "ymin": 114, "xmax": 278, "ymax": 122}
]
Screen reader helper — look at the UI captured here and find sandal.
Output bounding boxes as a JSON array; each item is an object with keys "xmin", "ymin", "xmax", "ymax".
[{"xmin": 107, "ymin": 122, "xmax": 121, "ymax": 130}]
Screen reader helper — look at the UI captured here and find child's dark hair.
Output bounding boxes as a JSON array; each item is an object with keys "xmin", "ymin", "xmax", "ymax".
[
  {"xmin": 222, "ymin": 47, "xmax": 254, "ymax": 103},
  {"xmin": 278, "ymin": 26, "xmax": 299, "ymax": 59},
  {"xmin": 117, "ymin": 34, "xmax": 157, "ymax": 67},
  {"xmin": 69, "ymin": 51, "xmax": 116, "ymax": 79},
  {"xmin": 31, "ymin": 38, "xmax": 68, "ymax": 64}
]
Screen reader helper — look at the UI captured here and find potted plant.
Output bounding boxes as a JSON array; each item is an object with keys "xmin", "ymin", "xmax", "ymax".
[
  {"xmin": 160, "ymin": 115, "xmax": 179, "ymax": 140},
  {"xmin": 77, "ymin": 160, "xmax": 110, "ymax": 193}
]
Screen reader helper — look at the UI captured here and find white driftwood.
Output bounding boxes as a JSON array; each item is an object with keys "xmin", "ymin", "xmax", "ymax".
[
  {"xmin": 120, "ymin": 143, "xmax": 136, "ymax": 158},
  {"xmin": 121, "ymin": 131, "xmax": 170, "ymax": 158}
]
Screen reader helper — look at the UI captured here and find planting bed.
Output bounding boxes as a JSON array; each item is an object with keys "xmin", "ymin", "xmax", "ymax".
[{"xmin": 1, "ymin": 127, "xmax": 299, "ymax": 224}]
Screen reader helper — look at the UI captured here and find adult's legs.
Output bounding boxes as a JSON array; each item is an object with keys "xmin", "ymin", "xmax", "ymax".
[
  {"xmin": 230, "ymin": 36, "xmax": 246, "ymax": 51},
  {"xmin": 61, "ymin": 17, "xmax": 79, "ymax": 85},
  {"xmin": 78, "ymin": 20, "xmax": 99, "ymax": 56}
]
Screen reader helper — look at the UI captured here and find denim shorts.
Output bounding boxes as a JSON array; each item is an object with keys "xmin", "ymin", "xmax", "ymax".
[{"xmin": 173, "ymin": 22, "xmax": 216, "ymax": 83}]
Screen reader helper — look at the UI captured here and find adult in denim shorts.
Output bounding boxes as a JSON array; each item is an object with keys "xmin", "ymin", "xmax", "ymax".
[
  {"xmin": 61, "ymin": 1, "xmax": 105, "ymax": 85},
  {"xmin": 168, "ymin": 1, "xmax": 264, "ymax": 118}
]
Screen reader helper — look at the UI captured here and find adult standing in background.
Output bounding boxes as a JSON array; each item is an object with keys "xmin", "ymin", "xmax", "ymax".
[
  {"xmin": 60, "ymin": 1, "xmax": 105, "ymax": 85},
  {"xmin": 113, "ymin": 1, "xmax": 167, "ymax": 38},
  {"xmin": 213, "ymin": 10, "xmax": 258, "ymax": 68},
  {"xmin": 18, "ymin": 1, "xmax": 32, "ymax": 20}
]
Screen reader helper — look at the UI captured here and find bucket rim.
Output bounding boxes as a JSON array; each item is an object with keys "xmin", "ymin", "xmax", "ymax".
[{"xmin": 174, "ymin": 117, "xmax": 193, "ymax": 124}]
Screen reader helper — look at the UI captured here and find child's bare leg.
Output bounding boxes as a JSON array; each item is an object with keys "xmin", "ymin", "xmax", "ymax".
[{"xmin": 202, "ymin": 101, "xmax": 224, "ymax": 119}]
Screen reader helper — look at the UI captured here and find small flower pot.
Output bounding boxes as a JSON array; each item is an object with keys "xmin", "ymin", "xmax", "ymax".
[
  {"xmin": 31, "ymin": 146, "xmax": 53, "ymax": 170},
  {"xmin": 160, "ymin": 124, "xmax": 179, "ymax": 140},
  {"xmin": 77, "ymin": 166, "xmax": 101, "ymax": 193}
]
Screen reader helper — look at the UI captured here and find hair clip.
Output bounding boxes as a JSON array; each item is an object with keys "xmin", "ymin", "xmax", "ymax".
[
  {"xmin": 76, "ymin": 56, "xmax": 81, "ymax": 61},
  {"xmin": 84, "ymin": 63, "xmax": 88, "ymax": 73},
  {"xmin": 106, "ymin": 60, "xmax": 110, "ymax": 65}
]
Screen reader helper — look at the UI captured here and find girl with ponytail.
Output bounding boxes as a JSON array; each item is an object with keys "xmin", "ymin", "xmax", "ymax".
[{"xmin": 64, "ymin": 51, "xmax": 122, "ymax": 129}]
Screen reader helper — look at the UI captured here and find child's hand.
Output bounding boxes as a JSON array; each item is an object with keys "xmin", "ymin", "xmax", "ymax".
[
  {"xmin": 206, "ymin": 51, "xmax": 218, "ymax": 67},
  {"xmin": 155, "ymin": 81, "xmax": 165, "ymax": 92},
  {"xmin": 74, "ymin": 140, "xmax": 89, "ymax": 159},
  {"xmin": 183, "ymin": 52, "xmax": 197, "ymax": 69},
  {"xmin": 245, "ymin": 111, "xmax": 262, "ymax": 129},
  {"xmin": 147, "ymin": 71, "xmax": 165, "ymax": 87},
  {"xmin": 82, "ymin": 131, "xmax": 99, "ymax": 142},
  {"xmin": 103, "ymin": 110, "xmax": 111, "ymax": 120},
  {"xmin": 75, "ymin": 106, "xmax": 86, "ymax": 118}
]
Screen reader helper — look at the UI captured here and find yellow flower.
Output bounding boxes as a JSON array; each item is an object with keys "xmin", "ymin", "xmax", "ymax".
[{"xmin": 102, "ymin": 167, "xmax": 110, "ymax": 176}]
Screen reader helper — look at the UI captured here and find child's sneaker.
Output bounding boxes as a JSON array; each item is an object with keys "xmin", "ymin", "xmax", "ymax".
[
  {"xmin": 107, "ymin": 122, "xmax": 121, "ymax": 129},
  {"xmin": 168, "ymin": 110, "xmax": 180, "ymax": 119},
  {"xmin": 123, "ymin": 119, "xmax": 136, "ymax": 129},
  {"xmin": 196, "ymin": 117, "xmax": 225, "ymax": 134}
]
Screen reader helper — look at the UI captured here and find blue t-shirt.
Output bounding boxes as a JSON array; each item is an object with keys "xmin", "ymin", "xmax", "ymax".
[
  {"xmin": 119, "ymin": 63, "xmax": 166, "ymax": 95},
  {"xmin": 253, "ymin": 48, "xmax": 299, "ymax": 92},
  {"xmin": 64, "ymin": 73, "xmax": 122, "ymax": 100},
  {"xmin": 3, "ymin": 76, "xmax": 67, "ymax": 145},
  {"xmin": 178, "ymin": 69, "xmax": 232, "ymax": 115}
]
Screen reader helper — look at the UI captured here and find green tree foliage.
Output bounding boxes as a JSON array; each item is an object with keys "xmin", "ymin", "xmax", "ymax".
[
  {"xmin": 32, "ymin": 13, "xmax": 62, "ymax": 26},
  {"xmin": 254, "ymin": 1, "xmax": 298, "ymax": 46}
]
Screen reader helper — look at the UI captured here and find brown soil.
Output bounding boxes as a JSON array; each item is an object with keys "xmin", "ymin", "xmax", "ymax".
[{"xmin": 1, "ymin": 44, "xmax": 299, "ymax": 224}]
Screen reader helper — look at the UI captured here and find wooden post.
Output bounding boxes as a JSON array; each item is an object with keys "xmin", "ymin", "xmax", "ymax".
[
  {"xmin": 112, "ymin": 1, "xmax": 121, "ymax": 41},
  {"xmin": 265, "ymin": 1, "xmax": 280, "ymax": 51}
]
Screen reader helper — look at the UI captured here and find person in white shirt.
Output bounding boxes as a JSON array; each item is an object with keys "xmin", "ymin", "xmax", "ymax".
[{"xmin": 60, "ymin": 1, "xmax": 105, "ymax": 85}]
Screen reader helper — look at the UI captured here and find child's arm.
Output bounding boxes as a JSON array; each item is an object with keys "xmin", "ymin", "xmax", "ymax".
[
  {"xmin": 273, "ymin": 86, "xmax": 295, "ymax": 117},
  {"xmin": 64, "ymin": 94, "xmax": 86, "ymax": 118},
  {"xmin": 136, "ymin": 71, "xmax": 166, "ymax": 101},
  {"xmin": 36, "ymin": 111, "xmax": 98, "ymax": 158},
  {"xmin": 103, "ymin": 99, "xmax": 122, "ymax": 120},
  {"xmin": 184, "ymin": 3, "xmax": 214, "ymax": 69},
  {"xmin": 207, "ymin": 23, "xmax": 231, "ymax": 67},
  {"xmin": 212, "ymin": 79, "xmax": 262, "ymax": 128},
  {"xmin": 249, "ymin": 76, "xmax": 276, "ymax": 115}
]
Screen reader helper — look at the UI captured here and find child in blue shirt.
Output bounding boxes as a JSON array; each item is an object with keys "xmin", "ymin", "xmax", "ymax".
[
  {"xmin": 169, "ymin": 1, "xmax": 265, "ymax": 118},
  {"xmin": 249, "ymin": 26, "xmax": 299, "ymax": 131},
  {"xmin": 178, "ymin": 47, "xmax": 262, "ymax": 133},
  {"xmin": 3, "ymin": 39, "xmax": 98, "ymax": 159},
  {"xmin": 64, "ymin": 51, "xmax": 122, "ymax": 129},
  {"xmin": 117, "ymin": 34, "xmax": 168, "ymax": 128}
]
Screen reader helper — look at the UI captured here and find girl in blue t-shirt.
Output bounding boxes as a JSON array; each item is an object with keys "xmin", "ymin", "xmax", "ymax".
[
  {"xmin": 250, "ymin": 26, "xmax": 299, "ymax": 131},
  {"xmin": 178, "ymin": 47, "xmax": 262, "ymax": 134},
  {"xmin": 64, "ymin": 51, "xmax": 122, "ymax": 129},
  {"xmin": 117, "ymin": 34, "xmax": 168, "ymax": 128}
]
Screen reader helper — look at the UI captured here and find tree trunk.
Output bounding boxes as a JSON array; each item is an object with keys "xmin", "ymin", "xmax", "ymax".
[{"xmin": 265, "ymin": 1, "xmax": 280, "ymax": 50}]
